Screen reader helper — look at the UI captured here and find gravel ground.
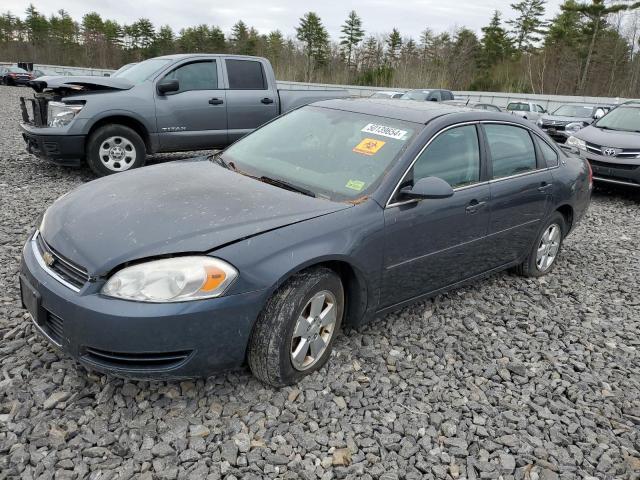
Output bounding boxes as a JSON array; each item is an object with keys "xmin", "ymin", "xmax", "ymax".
[{"xmin": 1, "ymin": 84, "xmax": 639, "ymax": 480}]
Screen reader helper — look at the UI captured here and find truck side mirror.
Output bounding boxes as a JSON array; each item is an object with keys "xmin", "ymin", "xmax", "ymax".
[{"xmin": 158, "ymin": 79, "xmax": 179, "ymax": 95}]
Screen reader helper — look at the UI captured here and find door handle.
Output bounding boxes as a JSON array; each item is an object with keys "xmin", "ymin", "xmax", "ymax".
[
  {"xmin": 537, "ymin": 182, "xmax": 553, "ymax": 193},
  {"xmin": 209, "ymin": 98, "xmax": 224, "ymax": 105},
  {"xmin": 465, "ymin": 200, "xmax": 486, "ymax": 214},
  {"xmin": 261, "ymin": 97, "xmax": 274, "ymax": 104}
]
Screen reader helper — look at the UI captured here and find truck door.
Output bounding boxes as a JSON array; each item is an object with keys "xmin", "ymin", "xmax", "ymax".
[
  {"xmin": 155, "ymin": 59, "xmax": 227, "ymax": 151},
  {"xmin": 223, "ymin": 58, "xmax": 279, "ymax": 143}
]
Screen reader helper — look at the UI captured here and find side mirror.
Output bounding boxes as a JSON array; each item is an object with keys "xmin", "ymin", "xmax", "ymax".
[
  {"xmin": 399, "ymin": 176, "xmax": 454, "ymax": 200},
  {"xmin": 157, "ymin": 79, "xmax": 179, "ymax": 95}
]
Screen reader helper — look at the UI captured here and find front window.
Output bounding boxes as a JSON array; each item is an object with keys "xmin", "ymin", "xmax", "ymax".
[
  {"xmin": 594, "ymin": 106, "xmax": 640, "ymax": 132},
  {"xmin": 401, "ymin": 90, "xmax": 430, "ymax": 101},
  {"xmin": 114, "ymin": 58, "xmax": 172, "ymax": 84},
  {"xmin": 553, "ymin": 105, "xmax": 595, "ymax": 118},
  {"xmin": 222, "ymin": 106, "xmax": 419, "ymax": 201},
  {"xmin": 163, "ymin": 61, "xmax": 218, "ymax": 92}
]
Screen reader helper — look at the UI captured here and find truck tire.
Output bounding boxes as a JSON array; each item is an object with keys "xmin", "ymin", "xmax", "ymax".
[
  {"xmin": 86, "ymin": 124, "xmax": 146, "ymax": 176},
  {"xmin": 248, "ymin": 267, "xmax": 344, "ymax": 387},
  {"xmin": 515, "ymin": 212, "xmax": 566, "ymax": 278}
]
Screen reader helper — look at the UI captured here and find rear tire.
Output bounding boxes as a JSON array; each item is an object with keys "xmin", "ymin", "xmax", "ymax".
[
  {"xmin": 516, "ymin": 212, "xmax": 566, "ymax": 277},
  {"xmin": 86, "ymin": 124, "xmax": 146, "ymax": 176},
  {"xmin": 248, "ymin": 267, "xmax": 344, "ymax": 387}
]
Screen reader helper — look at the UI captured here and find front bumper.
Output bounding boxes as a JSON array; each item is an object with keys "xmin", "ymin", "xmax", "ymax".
[
  {"xmin": 20, "ymin": 233, "xmax": 268, "ymax": 379},
  {"xmin": 582, "ymin": 151, "xmax": 640, "ymax": 187},
  {"xmin": 540, "ymin": 127, "xmax": 572, "ymax": 143},
  {"xmin": 21, "ymin": 123, "xmax": 85, "ymax": 167}
]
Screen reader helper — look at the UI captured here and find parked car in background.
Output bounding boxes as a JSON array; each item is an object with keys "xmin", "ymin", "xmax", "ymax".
[
  {"xmin": 19, "ymin": 54, "xmax": 348, "ymax": 176},
  {"xmin": 400, "ymin": 89, "xmax": 454, "ymax": 102},
  {"xmin": 474, "ymin": 103, "xmax": 502, "ymax": 112},
  {"xmin": 1, "ymin": 66, "xmax": 33, "ymax": 86},
  {"xmin": 537, "ymin": 104, "xmax": 611, "ymax": 143},
  {"xmin": 567, "ymin": 102, "xmax": 640, "ymax": 188},
  {"xmin": 443, "ymin": 100, "xmax": 502, "ymax": 112},
  {"xmin": 20, "ymin": 98, "xmax": 592, "ymax": 386},
  {"xmin": 506, "ymin": 101, "xmax": 547, "ymax": 122},
  {"xmin": 370, "ymin": 91, "xmax": 404, "ymax": 99}
]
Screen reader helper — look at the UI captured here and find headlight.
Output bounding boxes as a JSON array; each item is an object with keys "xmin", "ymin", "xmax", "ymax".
[
  {"xmin": 567, "ymin": 135, "xmax": 587, "ymax": 151},
  {"xmin": 47, "ymin": 101, "xmax": 84, "ymax": 127},
  {"xmin": 102, "ymin": 256, "xmax": 238, "ymax": 302},
  {"xmin": 536, "ymin": 119, "xmax": 543, "ymax": 127},
  {"xmin": 565, "ymin": 122, "xmax": 585, "ymax": 134}
]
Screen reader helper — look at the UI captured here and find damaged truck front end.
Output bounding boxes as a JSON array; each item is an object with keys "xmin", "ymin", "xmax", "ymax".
[{"xmin": 19, "ymin": 77, "xmax": 134, "ymax": 167}]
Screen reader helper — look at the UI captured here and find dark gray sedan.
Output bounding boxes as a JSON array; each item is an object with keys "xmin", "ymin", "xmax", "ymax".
[{"xmin": 20, "ymin": 99, "xmax": 592, "ymax": 386}]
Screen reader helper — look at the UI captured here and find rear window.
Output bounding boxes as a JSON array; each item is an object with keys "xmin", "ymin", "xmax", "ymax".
[
  {"xmin": 507, "ymin": 102, "xmax": 530, "ymax": 112},
  {"xmin": 485, "ymin": 124, "xmax": 537, "ymax": 178},
  {"xmin": 226, "ymin": 59, "xmax": 266, "ymax": 90}
]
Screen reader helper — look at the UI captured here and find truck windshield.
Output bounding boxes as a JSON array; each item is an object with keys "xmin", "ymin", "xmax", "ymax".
[
  {"xmin": 553, "ymin": 105, "xmax": 594, "ymax": 117},
  {"xmin": 222, "ymin": 106, "xmax": 419, "ymax": 201},
  {"xmin": 114, "ymin": 59, "xmax": 171, "ymax": 84},
  {"xmin": 595, "ymin": 106, "xmax": 640, "ymax": 132}
]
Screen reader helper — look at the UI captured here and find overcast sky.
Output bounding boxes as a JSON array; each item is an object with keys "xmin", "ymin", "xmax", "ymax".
[{"xmin": 4, "ymin": 0, "xmax": 566, "ymax": 39}]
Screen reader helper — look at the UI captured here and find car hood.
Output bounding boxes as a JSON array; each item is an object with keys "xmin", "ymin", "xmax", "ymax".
[
  {"xmin": 541, "ymin": 115, "xmax": 590, "ymax": 124},
  {"xmin": 40, "ymin": 160, "xmax": 350, "ymax": 274},
  {"xmin": 28, "ymin": 75, "xmax": 134, "ymax": 93},
  {"xmin": 574, "ymin": 125, "xmax": 640, "ymax": 148}
]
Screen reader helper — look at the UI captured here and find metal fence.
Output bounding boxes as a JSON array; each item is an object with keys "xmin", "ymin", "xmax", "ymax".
[{"xmin": 3, "ymin": 61, "xmax": 634, "ymax": 111}]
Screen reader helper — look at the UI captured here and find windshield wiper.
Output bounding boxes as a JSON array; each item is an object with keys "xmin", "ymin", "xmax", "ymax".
[
  {"xmin": 259, "ymin": 176, "xmax": 316, "ymax": 197},
  {"xmin": 209, "ymin": 152, "xmax": 234, "ymax": 170}
]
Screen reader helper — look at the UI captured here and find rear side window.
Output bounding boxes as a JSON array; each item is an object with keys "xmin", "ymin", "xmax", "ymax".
[
  {"xmin": 485, "ymin": 124, "xmax": 537, "ymax": 179},
  {"xmin": 442, "ymin": 91, "xmax": 454, "ymax": 101},
  {"xmin": 164, "ymin": 61, "xmax": 218, "ymax": 92},
  {"xmin": 412, "ymin": 125, "xmax": 480, "ymax": 188},
  {"xmin": 226, "ymin": 59, "xmax": 267, "ymax": 90},
  {"xmin": 537, "ymin": 138, "xmax": 559, "ymax": 167},
  {"xmin": 430, "ymin": 91, "xmax": 442, "ymax": 101}
]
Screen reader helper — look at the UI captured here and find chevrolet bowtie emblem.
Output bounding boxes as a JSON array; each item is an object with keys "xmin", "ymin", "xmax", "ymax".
[{"xmin": 42, "ymin": 251, "xmax": 55, "ymax": 267}]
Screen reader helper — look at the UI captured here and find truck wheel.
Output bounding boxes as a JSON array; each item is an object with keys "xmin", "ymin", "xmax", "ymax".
[
  {"xmin": 248, "ymin": 267, "xmax": 344, "ymax": 387},
  {"xmin": 515, "ymin": 212, "xmax": 566, "ymax": 278},
  {"xmin": 86, "ymin": 124, "xmax": 146, "ymax": 176}
]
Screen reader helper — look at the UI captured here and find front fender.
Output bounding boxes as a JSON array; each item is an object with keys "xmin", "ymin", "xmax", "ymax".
[{"xmin": 214, "ymin": 201, "xmax": 386, "ymax": 324}]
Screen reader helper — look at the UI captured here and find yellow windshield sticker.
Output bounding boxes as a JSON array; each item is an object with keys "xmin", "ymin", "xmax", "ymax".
[
  {"xmin": 346, "ymin": 180, "xmax": 366, "ymax": 191},
  {"xmin": 353, "ymin": 138, "xmax": 385, "ymax": 156}
]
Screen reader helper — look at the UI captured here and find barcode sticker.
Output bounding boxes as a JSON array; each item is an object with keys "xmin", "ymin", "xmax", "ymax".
[{"xmin": 361, "ymin": 123, "xmax": 409, "ymax": 140}]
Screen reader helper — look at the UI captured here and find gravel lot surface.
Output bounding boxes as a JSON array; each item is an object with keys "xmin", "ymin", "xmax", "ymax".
[{"xmin": 1, "ymin": 85, "xmax": 639, "ymax": 480}]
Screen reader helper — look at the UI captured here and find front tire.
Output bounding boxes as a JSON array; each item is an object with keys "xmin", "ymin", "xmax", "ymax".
[
  {"xmin": 248, "ymin": 267, "xmax": 344, "ymax": 387},
  {"xmin": 516, "ymin": 212, "xmax": 566, "ymax": 277},
  {"xmin": 86, "ymin": 124, "xmax": 146, "ymax": 176}
]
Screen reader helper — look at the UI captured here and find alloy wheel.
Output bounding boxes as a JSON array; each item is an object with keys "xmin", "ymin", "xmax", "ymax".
[
  {"xmin": 536, "ymin": 223, "xmax": 561, "ymax": 272},
  {"xmin": 290, "ymin": 290, "xmax": 337, "ymax": 371}
]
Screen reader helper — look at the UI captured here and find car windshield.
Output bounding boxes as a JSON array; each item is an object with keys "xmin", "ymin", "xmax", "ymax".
[
  {"xmin": 594, "ymin": 106, "xmax": 640, "ymax": 132},
  {"xmin": 114, "ymin": 59, "xmax": 171, "ymax": 84},
  {"xmin": 553, "ymin": 105, "xmax": 594, "ymax": 117},
  {"xmin": 507, "ymin": 103, "xmax": 528, "ymax": 111},
  {"xmin": 222, "ymin": 106, "xmax": 419, "ymax": 201},
  {"xmin": 8, "ymin": 67, "xmax": 28, "ymax": 73},
  {"xmin": 112, "ymin": 63, "xmax": 137, "ymax": 77},
  {"xmin": 401, "ymin": 90, "xmax": 430, "ymax": 101}
]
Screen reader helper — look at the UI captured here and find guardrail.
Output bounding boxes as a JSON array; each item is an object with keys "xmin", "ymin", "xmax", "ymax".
[{"xmin": 3, "ymin": 61, "xmax": 634, "ymax": 110}]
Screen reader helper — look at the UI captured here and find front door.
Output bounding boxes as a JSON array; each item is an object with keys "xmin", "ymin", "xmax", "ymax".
[
  {"xmin": 223, "ymin": 58, "xmax": 279, "ymax": 143},
  {"xmin": 381, "ymin": 124, "xmax": 491, "ymax": 307},
  {"xmin": 482, "ymin": 123, "xmax": 553, "ymax": 264},
  {"xmin": 155, "ymin": 59, "xmax": 227, "ymax": 151}
]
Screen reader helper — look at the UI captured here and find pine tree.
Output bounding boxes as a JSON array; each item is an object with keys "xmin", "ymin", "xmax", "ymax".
[
  {"xmin": 296, "ymin": 12, "xmax": 329, "ymax": 81},
  {"xmin": 385, "ymin": 28, "xmax": 402, "ymax": 66},
  {"xmin": 480, "ymin": 11, "xmax": 512, "ymax": 68},
  {"xmin": 339, "ymin": 10, "xmax": 365, "ymax": 69},
  {"xmin": 230, "ymin": 20, "xmax": 249, "ymax": 54},
  {"xmin": 507, "ymin": 0, "xmax": 548, "ymax": 52},
  {"xmin": 153, "ymin": 25, "xmax": 175, "ymax": 55}
]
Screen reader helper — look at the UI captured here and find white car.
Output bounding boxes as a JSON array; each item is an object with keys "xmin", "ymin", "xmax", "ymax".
[
  {"xmin": 370, "ymin": 91, "xmax": 404, "ymax": 99},
  {"xmin": 506, "ymin": 101, "xmax": 548, "ymax": 122}
]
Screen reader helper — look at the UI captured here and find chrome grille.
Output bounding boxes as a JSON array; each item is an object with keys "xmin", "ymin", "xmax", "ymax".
[
  {"xmin": 586, "ymin": 142, "xmax": 640, "ymax": 159},
  {"xmin": 33, "ymin": 231, "xmax": 89, "ymax": 291}
]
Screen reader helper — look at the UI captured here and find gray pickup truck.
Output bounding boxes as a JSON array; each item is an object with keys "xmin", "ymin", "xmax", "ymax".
[{"xmin": 19, "ymin": 54, "xmax": 348, "ymax": 175}]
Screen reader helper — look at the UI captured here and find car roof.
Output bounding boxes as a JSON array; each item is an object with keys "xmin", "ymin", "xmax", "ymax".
[{"xmin": 311, "ymin": 98, "xmax": 519, "ymax": 125}]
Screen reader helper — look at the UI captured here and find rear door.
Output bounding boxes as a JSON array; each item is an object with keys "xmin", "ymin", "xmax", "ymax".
[
  {"xmin": 482, "ymin": 122, "xmax": 554, "ymax": 265},
  {"xmin": 223, "ymin": 58, "xmax": 279, "ymax": 143},
  {"xmin": 381, "ymin": 124, "xmax": 491, "ymax": 307},
  {"xmin": 155, "ymin": 59, "xmax": 227, "ymax": 151}
]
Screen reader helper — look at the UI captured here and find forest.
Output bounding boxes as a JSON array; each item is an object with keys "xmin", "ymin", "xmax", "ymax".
[{"xmin": 2, "ymin": 1, "xmax": 640, "ymax": 97}]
